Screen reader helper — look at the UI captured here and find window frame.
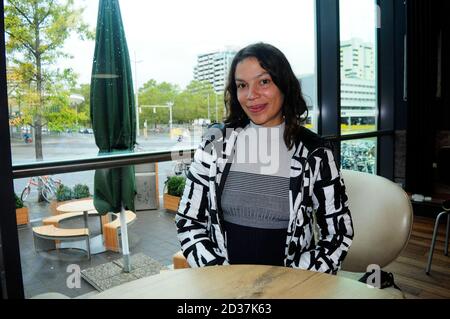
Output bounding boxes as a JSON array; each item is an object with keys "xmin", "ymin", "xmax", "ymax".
[
  {"xmin": 0, "ymin": 0, "xmax": 401, "ymax": 298},
  {"xmin": 317, "ymin": 0, "xmax": 397, "ymax": 180}
]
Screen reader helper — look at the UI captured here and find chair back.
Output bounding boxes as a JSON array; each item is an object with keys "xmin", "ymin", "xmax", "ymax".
[{"xmin": 340, "ymin": 170, "xmax": 413, "ymax": 272}]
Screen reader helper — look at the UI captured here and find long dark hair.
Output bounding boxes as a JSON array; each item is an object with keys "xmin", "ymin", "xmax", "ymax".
[{"xmin": 224, "ymin": 42, "xmax": 308, "ymax": 149}]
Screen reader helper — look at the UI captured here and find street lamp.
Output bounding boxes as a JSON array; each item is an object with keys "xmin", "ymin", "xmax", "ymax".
[
  {"xmin": 207, "ymin": 94, "xmax": 210, "ymax": 121},
  {"xmin": 215, "ymin": 93, "xmax": 218, "ymax": 123},
  {"xmin": 132, "ymin": 51, "xmax": 143, "ymax": 136},
  {"xmin": 167, "ymin": 101, "xmax": 174, "ymax": 133}
]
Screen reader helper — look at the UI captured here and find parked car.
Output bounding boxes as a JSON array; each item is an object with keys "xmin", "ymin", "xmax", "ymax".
[{"xmin": 79, "ymin": 128, "xmax": 94, "ymax": 134}]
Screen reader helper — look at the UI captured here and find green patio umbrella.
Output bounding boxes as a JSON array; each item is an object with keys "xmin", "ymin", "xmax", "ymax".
[{"xmin": 90, "ymin": 0, "xmax": 136, "ymax": 272}]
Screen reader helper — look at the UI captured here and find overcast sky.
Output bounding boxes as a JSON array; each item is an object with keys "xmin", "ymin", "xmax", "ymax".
[{"xmin": 61, "ymin": 0, "xmax": 376, "ymax": 90}]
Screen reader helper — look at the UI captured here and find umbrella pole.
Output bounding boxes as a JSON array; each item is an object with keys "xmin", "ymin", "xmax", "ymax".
[{"xmin": 120, "ymin": 204, "xmax": 131, "ymax": 272}]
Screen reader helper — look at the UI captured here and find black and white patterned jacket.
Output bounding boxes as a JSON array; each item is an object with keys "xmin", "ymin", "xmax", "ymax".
[{"xmin": 175, "ymin": 124, "xmax": 354, "ymax": 274}]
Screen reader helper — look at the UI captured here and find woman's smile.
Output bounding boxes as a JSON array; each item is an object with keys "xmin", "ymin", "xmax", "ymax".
[{"xmin": 247, "ymin": 103, "xmax": 267, "ymax": 113}]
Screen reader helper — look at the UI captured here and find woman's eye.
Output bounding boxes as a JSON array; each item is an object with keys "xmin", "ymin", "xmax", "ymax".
[
  {"xmin": 260, "ymin": 79, "xmax": 271, "ymax": 85},
  {"xmin": 237, "ymin": 83, "xmax": 246, "ymax": 89}
]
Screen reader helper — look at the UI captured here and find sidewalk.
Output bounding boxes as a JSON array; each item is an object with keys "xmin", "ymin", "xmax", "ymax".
[{"xmin": 18, "ymin": 203, "xmax": 180, "ymax": 298}]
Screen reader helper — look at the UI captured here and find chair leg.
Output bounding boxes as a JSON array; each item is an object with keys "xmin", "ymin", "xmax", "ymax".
[
  {"xmin": 445, "ymin": 213, "xmax": 449, "ymax": 256},
  {"xmin": 34, "ymin": 235, "xmax": 56, "ymax": 252},
  {"xmin": 426, "ymin": 211, "xmax": 446, "ymax": 275},
  {"xmin": 86, "ymin": 237, "xmax": 91, "ymax": 260}
]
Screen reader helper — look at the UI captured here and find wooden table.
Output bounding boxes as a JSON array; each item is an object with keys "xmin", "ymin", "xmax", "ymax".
[
  {"xmin": 57, "ymin": 199, "xmax": 96, "ymax": 228},
  {"xmin": 57, "ymin": 199, "xmax": 106, "ymax": 254},
  {"xmin": 91, "ymin": 264, "xmax": 402, "ymax": 299}
]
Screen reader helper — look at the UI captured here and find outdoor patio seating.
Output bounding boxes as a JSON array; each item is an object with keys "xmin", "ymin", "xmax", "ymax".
[
  {"xmin": 102, "ymin": 211, "xmax": 137, "ymax": 252},
  {"xmin": 32, "ymin": 225, "xmax": 90, "ymax": 259},
  {"xmin": 42, "ymin": 210, "xmax": 98, "ymax": 227}
]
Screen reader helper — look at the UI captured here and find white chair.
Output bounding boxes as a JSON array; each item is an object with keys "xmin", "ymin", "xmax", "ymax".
[
  {"xmin": 339, "ymin": 169, "xmax": 413, "ymax": 273},
  {"xmin": 174, "ymin": 169, "xmax": 413, "ymax": 296},
  {"xmin": 336, "ymin": 170, "xmax": 413, "ymax": 299}
]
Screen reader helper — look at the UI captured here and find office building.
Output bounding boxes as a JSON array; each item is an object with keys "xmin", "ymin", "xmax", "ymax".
[{"xmin": 193, "ymin": 48, "xmax": 238, "ymax": 93}]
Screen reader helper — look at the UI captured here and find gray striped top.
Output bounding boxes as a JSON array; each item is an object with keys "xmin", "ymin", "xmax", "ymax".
[{"xmin": 221, "ymin": 122, "xmax": 294, "ymax": 229}]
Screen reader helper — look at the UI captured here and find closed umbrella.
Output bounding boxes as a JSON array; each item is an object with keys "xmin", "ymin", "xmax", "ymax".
[{"xmin": 90, "ymin": 0, "xmax": 136, "ymax": 272}]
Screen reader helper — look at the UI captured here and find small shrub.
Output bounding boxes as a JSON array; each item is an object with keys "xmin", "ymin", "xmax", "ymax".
[
  {"xmin": 166, "ymin": 176, "xmax": 186, "ymax": 197},
  {"xmin": 72, "ymin": 184, "xmax": 90, "ymax": 199},
  {"xmin": 56, "ymin": 184, "xmax": 73, "ymax": 202},
  {"xmin": 15, "ymin": 193, "xmax": 24, "ymax": 209}
]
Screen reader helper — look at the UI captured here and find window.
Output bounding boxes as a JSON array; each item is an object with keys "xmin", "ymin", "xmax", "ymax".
[
  {"xmin": 341, "ymin": 138, "xmax": 377, "ymax": 174},
  {"xmin": 4, "ymin": 0, "xmax": 317, "ymax": 298},
  {"xmin": 338, "ymin": 0, "xmax": 379, "ymax": 175},
  {"xmin": 339, "ymin": 0, "xmax": 378, "ymax": 137},
  {"xmin": 6, "ymin": 0, "xmax": 318, "ymax": 168}
]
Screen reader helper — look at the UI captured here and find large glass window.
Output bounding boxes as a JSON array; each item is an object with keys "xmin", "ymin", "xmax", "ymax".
[
  {"xmin": 339, "ymin": 0, "xmax": 378, "ymax": 175},
  {"xmin": 5, "ymin": 0, "xmax": 317, "ymax": 298},
  {"xmin": 339, "ymin": 0, "xmax": 377, "ymax": 136},
  {"xmin": 6, "ymin": 0, "xmax": 317, "ymax": 166}
]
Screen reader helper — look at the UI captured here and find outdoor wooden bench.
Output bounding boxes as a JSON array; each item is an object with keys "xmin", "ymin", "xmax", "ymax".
[
  {"xmin": 102, "ymin": 211, "xmax": 136, "ymax": 252},
  {"xmin": 42, "ymin": 210, "xmax": 97, "ymax": 227},
  {"xmin": 32, "ymin": 225, "xmax": 91, "ymax": 259}
]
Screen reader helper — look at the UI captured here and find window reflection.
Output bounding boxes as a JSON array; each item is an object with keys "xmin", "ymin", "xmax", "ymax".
[{"xmin": 341, "ymin": 138, "xmax": 377, "ymax": 174}]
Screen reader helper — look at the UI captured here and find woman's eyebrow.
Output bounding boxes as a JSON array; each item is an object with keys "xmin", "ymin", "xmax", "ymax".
[{"xmin": 235, "ymin": 72, "xmax": 270, "ymax": 82}]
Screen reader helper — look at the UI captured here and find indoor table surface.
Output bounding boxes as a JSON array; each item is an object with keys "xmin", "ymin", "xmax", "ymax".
[{"xmin": 91, "ymin": 264, "xmax": 402, "ymax": 299}]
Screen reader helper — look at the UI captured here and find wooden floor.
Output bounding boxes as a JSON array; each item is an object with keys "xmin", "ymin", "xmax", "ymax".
[{"xmin": 384, "ymin": 215, "xmax": 450, "ymax": 299}]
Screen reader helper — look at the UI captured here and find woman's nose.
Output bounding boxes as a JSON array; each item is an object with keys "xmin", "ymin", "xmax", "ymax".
[{"xmin": 247, "ymin": 85, "xmax": 259, "ymax": 100}]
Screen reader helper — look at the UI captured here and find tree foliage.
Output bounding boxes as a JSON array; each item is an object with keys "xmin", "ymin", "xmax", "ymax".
[
  {"xmin": 138, "ymin": 79, "xmax": 225, "ymax": 127},
  {"xmin": 5, "ymin": 0, "xmax": 93, "ymax": 159},
  {"xmin": 71, "ymin": 83, "xmax": 91, "ymax": 128}
]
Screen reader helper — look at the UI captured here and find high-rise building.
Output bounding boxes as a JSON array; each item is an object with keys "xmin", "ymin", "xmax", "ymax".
[
  {"xmin": 340, "ymin": 38, "xmax": 375, "ymax": 81},
  {"xmin": 298, "ymin": 38, "xmax": 377, "ymax": 129},
  {"xmin": 340, "ymin": 38, "xmax": 376, "ymax": 126},
  {"xmin": 193, "ymin": 48, "xmax": 238, "ymax": 93}
]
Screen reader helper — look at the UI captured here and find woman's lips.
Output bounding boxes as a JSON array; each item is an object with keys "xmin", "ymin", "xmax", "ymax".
[{"xmin": 248, "ymin": 104, "xmax": 267, "ymax": 113}]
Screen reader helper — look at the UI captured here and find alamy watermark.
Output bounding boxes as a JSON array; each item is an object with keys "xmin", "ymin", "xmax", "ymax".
[
  {"xmin": 66, "ymin": 264, "xmax": 81, "ymax": 289},
  {"xmin": 364, "ymin": 264, "xmax": 381, "ymax": 289},
  {"xmin": 170, "ymin": 126, "xmax": 283, "ymax": 175}
]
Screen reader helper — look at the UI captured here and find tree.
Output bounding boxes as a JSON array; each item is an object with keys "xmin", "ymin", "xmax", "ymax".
[
  {"xmin": 5, "ymin": 0, "xmax": 93, "ymax": 160},
  {"xmin": 138, "ymin": 79, "xmax": 179, "ymax": 127},
  {"xmin": 71, "ymin": 83, "xmax": 91, "ymax": 128},
  {"xmin": 136, "ymin": 79, "xmax": 224, "ymax": 126},
  {"xmin": 182, "ymin": 80, "xmax": 216, "ymax": 122}
]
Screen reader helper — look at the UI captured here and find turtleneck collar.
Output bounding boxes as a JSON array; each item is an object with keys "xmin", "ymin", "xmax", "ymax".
[{"xmin": 248, "ymin": 120, "xmax": 285, "ymax": 130}]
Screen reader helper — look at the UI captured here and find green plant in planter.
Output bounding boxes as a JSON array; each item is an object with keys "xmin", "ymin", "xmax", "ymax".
[
  {"xmin": 56, "ymin": 184, "xmax": 73, "ymax": 202},
  {"xmin": 15, "ymin": 193, "xmax": 24, "ymax": 209},
  {"xmin": 165, "ymin": 176, "xmax": 186, "ymax": 197},
  {"xmin": 72, "ymin": 184, "xmax": 90, "ymax": 199}
]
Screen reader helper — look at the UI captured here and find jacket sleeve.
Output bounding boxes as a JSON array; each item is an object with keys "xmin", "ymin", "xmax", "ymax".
[
  {"xmin": 175, "ymin": 139, "xmax": 228, "ymax": 267},
  {"xmin": 298, "ymin": 148, "xmax": 354, "ymax": 274}
]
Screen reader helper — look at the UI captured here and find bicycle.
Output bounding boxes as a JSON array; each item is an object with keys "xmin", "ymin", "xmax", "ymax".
[
  {"xmin": 20, "ymin": 175, "xmax": 61, "ymax": 203},
  {"xmin": 172, "ymin": 158, "xmax": 192, "ymax": 176}
]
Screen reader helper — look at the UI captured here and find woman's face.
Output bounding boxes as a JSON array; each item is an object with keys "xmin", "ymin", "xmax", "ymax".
[{"xmin": 235, "ymin": 57, "xmax": 284, "ymax": 127}]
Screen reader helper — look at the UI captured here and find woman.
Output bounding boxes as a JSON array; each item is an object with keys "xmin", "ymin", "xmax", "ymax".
[{"xmin": 175, "ymin": 43, "xmax": 353, "ymax": 274}]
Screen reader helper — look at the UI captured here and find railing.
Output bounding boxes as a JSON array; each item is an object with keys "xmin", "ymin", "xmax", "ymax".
[
  {"xmin": 12, "ymin": 129, "xmax": 394, "ymax": 179},
  {"xmin": 12, "ymin": 148, "xmax": 196, "ymax": 179}
]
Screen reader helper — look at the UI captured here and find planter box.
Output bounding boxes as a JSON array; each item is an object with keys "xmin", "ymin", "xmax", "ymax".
[
  {"xmin": 163, "ymin": 193, "xmax": 181, "ymax": 212},
  {"xmin": 16, "ymin": 207, "xmax": 29, "ymax": 225},
  {"xmin": 49, "ymin": 197, "xmax": 93, "ymax": 215}
]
